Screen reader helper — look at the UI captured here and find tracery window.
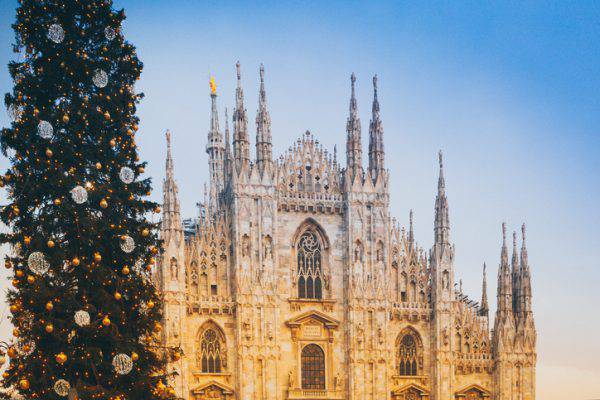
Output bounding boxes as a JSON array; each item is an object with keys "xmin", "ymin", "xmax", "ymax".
[
  {"xmin": 398, "ymin": 334, "xmax": 418, "ymax": 376},
  {"xmin": 301, "ymin": 344, "xmax": 325, "ymax": 389},
  {"xmin": 199, "ymin": 328, "xmax": 225, "ymax": 373},
  {"xmin": 297, "ymin": 232, "xmax": 323, "ymax": 299}
]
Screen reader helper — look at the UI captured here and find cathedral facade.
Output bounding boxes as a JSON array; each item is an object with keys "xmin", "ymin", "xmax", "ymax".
[{"xmin": 156, "ymin": 63, "xmax": 536, "ymax": 400}]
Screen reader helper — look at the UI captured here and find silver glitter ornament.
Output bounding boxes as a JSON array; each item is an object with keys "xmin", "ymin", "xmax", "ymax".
[
  {"xmin": 54, "ymin": 380, "xmax": 70, "ymax": 397},
  {"xmin": 120, "ymin": 235, "xmax": 135, "ymax": 253},
  {"xmin": 104, "ymin": 26, "xmax": 116, "ymax": 41},
  {"xmin": 38, "ymin": 120, "xmax": 54, "ymax": 139},
  {"xmin": 48, "ymin": 24, "xmax": 65, "ymax": 44},
  {"xmin": 74, "ymin": 310, "xmax": 90, "ymax": 327},
  {"xmin": 119, "ymin": 167, "xmax": 134, "ymax": 184},
  {"xmin": 92, "ymin": 69, "xmax": 108, "ymax": 88},
  {"xmin": 112, "ymin": 353, "xmax": 133, "ymax": 375},
  {"xmin": 27, "ymin": 251, "xmax": 49, "ymax": 275},
  {"xmin": 70, "ymin": 186, "xmax": 88, "ymax": 204},
  {"xmin": 8, "ymin": 104, "xmax": 23, "ymax": 122}
]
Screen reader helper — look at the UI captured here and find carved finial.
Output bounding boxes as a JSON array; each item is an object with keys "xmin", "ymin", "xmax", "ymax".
[
  {"xmin": 522, "ymin": 223, "xmax": 527, "ymax": 246},
  {"xmin": 351, "ymin": 72, "xmax": 356, "ymax": 89},
  {"xmin": 260, "ymin": 63, "xmax": 264, "ymax": 83},
  {"xmin": 513, "ymin": 231, "xmax": 518, "ymax": 251},
  {"xmin": 166, "ymin": 129, "xmax": 171, "ymax": 148},
  {"xmin": 502, "ymin": 222, "xmax": 507, "ymax": 244},
  {"xmin": 236, "ymin": 61, "xmax": 241, "ymax": 82},
  {"xmin": 408, "ymin": 209, "xmax": 415, "ymax": 245},
  {"xmin": 439, "ymin": 150, "xmax": 444, "ymax": 170}
]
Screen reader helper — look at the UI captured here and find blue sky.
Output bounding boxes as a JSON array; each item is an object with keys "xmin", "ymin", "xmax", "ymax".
[{"xmin": 0, "ymin": 1, "xmax": 599, "ymax": 398}]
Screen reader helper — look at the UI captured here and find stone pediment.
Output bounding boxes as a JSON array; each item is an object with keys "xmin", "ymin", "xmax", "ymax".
[
  {"xmin": 285, "ymin": 309, "xmax": 340, "ymax": 329},
  {"xmin": 454, "ymin": 384, "xmax": 491, "ymax": 397},
  {"xmin": 391, "ymin": 382, "xmax": 430, "ymax": 395},
  {"xmin": 191, "ymin": 380, "xmax": 234, "ymax": 395}
]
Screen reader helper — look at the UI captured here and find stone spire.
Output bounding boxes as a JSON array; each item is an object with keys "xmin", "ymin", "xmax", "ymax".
[
  {"xmin": 368, "ymin": 74, "xmax": 385, "ymax": 181},
  {"xmin": 519, "ymin": 224, "xmax": 533, "ymax": 314},
  {"xmin": 346, "ymin": 73, "xmax": 362, "ymax": 176},
  {"xmin": 233, "ymin": 61, "xmax": 250, "ymax": 171},
  {"xmin": 206, "ymin": 77, "xmax": 225, "ymax": 208},
  {"xmin": 224, "ymin": 107, "xmax": 232, "ymax": 178},
  {"xmin": 496, "ymin": 223, "xmax": 513, "ymax": 313},
  {"xmin": 408, "ymin": 209, "xmax": 415, "ymax": 248},
  {"xmin": 255, "ymin": 63, "xmax": 272, "ymax": 175},
  {"xmin": 511, "ymin": 230, "xmax": 521, "ymax": 314},
  {"xmin": 479, "ymin": 262, "xmax": 489, "ymax": 316},
  {"xmin": 161, "ymin": 130, "xmax": 183, "ymax": 242},
  {"xmin": 434, "ymin": 151, "xmax": 450, "ymax": 245}
]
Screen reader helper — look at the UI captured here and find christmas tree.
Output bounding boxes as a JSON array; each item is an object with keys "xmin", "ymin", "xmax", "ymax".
[{"xmin": 0, "ymin": 1, "xmax": 173, "ymax": 399}]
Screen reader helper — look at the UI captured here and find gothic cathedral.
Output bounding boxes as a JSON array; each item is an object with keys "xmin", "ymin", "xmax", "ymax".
[{"xmin": 156, "ymin": 63, "xmax": 537, "ymax": 400}]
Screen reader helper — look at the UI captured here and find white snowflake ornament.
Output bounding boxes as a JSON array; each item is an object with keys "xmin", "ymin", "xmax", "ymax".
[
  {"xmin": 120, "ymin": 235, "xmax": 135, "ymax": 253},
  {"xmin": 28, "ymin": 251, "xmax": 49, "ymax": 275},
  {"xmin": 38, "ymin": 120, "xmax": 54, "ymax": 139},
  {"xmin": 112, "ymin": 353, "xmax": 133, "ymax": 375}
]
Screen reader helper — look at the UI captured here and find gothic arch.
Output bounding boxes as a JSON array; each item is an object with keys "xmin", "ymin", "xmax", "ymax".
[
  {"xmin": 396, "ymin": 327, "xmax": 424, "ymax": 376},
  {"xmin": 197, "ymin": 320, "xmax": 227, "ymax": 374},
  {"xmin": 291, "ymin": 218, "xmax": 330, "ymax": 249}
]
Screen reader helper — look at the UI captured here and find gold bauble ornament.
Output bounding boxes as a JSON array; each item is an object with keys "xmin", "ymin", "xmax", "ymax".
[
  {"xmin": 131, "ymin": 352, "xmax": 139, "ymax": 361},
  {"xmin": 46, "ymin": 301, "xmax": 54, "ymax": 311},
  {"xmin": 19, "ymin": 379, "xmax": 30, "ymax": 390},
  {"xmin": 154, "ymin": 206, "xmax": 161, "ymax": 213},
  {"xmin": 12, "ymin": 279, "xmax": 19, "ymax": 287},
  {"xmin": 95, "ymin": 162, "xmax": 102, "ymax": 170},
  {"xmin": 121, "ymin": 266, "xmax": 130, "ymax": 275},
  {"xmin": 12, "ymin": 328, "xmax": 19, "ymax": 337},
  {"xmin": 26, "ymin": 275, "xmax": 34, "ymax": 284},
  {"xmin": 141, "ymin": 228, "xmax": 149, "ymax": 237},
  {"xmin": 72, "ymin": 257, "xmax": 80, "ymax": 266},
  {"xmin": 55, "ymin": 352, "xmax": 67, "ymax": 364},
  {"xmin": 100, "ymin": 199, "xmax": 108, "ymax": 209},
  {"xmin": 114, "ymin": 292, "xmax": 122, "ymax": 300},
  {"xmin": 54, "ymin": 198, "xmax": 62, "ymax": 206},
  {"xmin": 147, "ymin": 300, "xmax": 155, "ymax": 309},
  {"xmin": 23, "ymin": 236, "xmax": 31, "ymax": 245},
  {"xmin": 45, "ymin": 323, "xmax": 54, "ymax": 333},
  {"xmin": 103, "ymin": 111, "xmax": 111, "ymax": 120},
  {"xmin": 15, "ymin": 270, "xmax": 24, "ymax": 278},
  {"xmin": 94, "ymin": 252, "xmax": 102, "ymax": 262},
  {"xmin": 62, "ymin": 114, "xmax": 69, "ymax": 123},
  {"xmin": 7, "ymin": 348, "xmax": 17, "ymax": 358},
  {"xmin": 47, "ymin": 240, "xmax": 55, "ymax": 248},
  {"xmin": 46, "ymin": 148, "xmax": 53, "ymax": 157},
  {"xmin": 138, "ymin": 166, "xmax": 145, "ymax": 174},
  {"xmin": 153, "ymin": 322, "xmax": 162, "ymax": 332},
  {"xmin": 102, "ymin": 316, "xmax": 111, "ymax": 326},
  {"xmin": 110, "ymin": 138, "xmax": 117, "ymax": 147}
]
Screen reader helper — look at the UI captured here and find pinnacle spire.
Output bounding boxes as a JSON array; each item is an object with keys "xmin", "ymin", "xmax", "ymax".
[
  {"xmin": 256, "ymin": 63, "xmax": 272, "ymax": 174},
  {"xmin": 497, "ymin": 222, "xmax": 513, "ymax": 313},
  {"xmin": 519, "ymin": 223, "xmax": 533, "ymax": 314},
  {"xmin": 346, "ymin": 73, "xmax": 362, "ymax": 176},
  {"xmin": 480, "ymin": 262, "xmax": 489, "ymax": 316},
  {"xmin": 434, "ymin": 151, "xmax": 450, "ymax": 245},
  {"xmin": 408, "ymin": 209, "xmax": 415, "ymax": 247},
  {"xmin": 161, "ymin": 130, "xmax": 182, "ymax": 238},
  {"xmin": 368, "ymin": 74, "xmax": 385, "ymax": 181},
  {"xmin": 206, "ymin": 78, "xmax": 225, "ymax": 209},
  {"xmin": 224, "ymin": 107, "xmax": 232, "ymax": 176},
  {"xmin": 233, "ymin": 61, "xmax": 250, "ymax": 170}
]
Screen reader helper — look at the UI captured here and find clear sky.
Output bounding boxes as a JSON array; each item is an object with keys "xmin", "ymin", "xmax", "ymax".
[{"xmin": 0, "ymin": 1, "xmax": 599, "ymax": 398}]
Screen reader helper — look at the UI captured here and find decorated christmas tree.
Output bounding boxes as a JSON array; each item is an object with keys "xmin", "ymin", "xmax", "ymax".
[{"xmin": 0, "ymin": 1, "xmax": 173, "ymax": 399}]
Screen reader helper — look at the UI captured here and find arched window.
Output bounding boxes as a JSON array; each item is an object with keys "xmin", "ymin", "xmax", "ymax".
[
  {"xmin": 199, "ymin": 327, "xmax": 226, "ymax": 373},
  {"xmin": 297, "ymin": 232, "xmax": 323, "ymax": 299},
  {"xmin": 301, "ymin": 344, "xmax": 325, "ymax": 389},
  {"xmin": 398, "ymin": 334, "xmax": 419, "ymax": 376}
]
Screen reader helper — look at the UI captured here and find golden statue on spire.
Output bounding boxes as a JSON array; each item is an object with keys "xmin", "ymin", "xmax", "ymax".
[{"xmin": 209, "ymin": 76, "xmax": 217, "ymax": 95}]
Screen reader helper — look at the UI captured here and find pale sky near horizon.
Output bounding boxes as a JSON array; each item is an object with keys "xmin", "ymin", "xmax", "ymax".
[{"xmin": 0, "ymin": 1, "xmax": 599, "ymax": 399}]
